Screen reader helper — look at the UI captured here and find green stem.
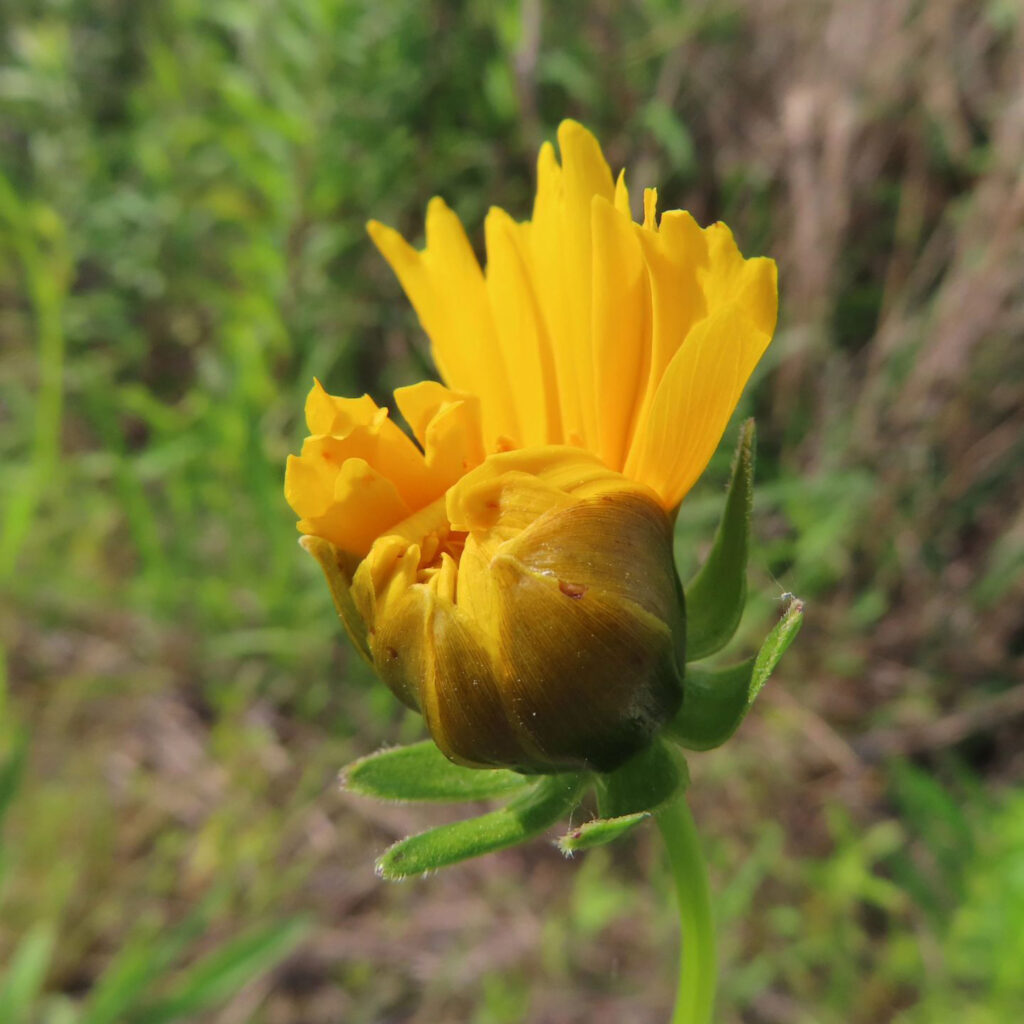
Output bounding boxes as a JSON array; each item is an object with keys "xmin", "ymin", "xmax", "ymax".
[{"xmin": 657, "ymin": 794, "xmax": 716, "ymax": 1024}]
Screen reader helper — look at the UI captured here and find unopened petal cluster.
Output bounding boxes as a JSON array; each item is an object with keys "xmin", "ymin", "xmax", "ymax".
[{"xmin": 366, "ymin": 120, "xmax": 776, "ymax": 510}]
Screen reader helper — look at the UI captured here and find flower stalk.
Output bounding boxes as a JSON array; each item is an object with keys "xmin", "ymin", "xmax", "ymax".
[{"xmin": 657, "ymin": 794, "xmax": 716, "ymax": 1024}]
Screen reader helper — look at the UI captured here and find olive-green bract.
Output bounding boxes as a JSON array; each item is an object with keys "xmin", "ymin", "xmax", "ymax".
[{"xmin": 311, "ymin": 450, "xmax": 685, "ymax": 773}]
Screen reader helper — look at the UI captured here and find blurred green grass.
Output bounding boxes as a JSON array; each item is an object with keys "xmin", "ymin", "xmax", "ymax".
[{"xmin": 1, "ymin": 1, "xmax": 1022, "ymax": 1021}]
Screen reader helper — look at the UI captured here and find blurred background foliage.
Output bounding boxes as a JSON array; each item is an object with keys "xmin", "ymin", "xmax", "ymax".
[{"xmin": 1, "ymin": 0, "xmax": 1022, "ymax": 1021}]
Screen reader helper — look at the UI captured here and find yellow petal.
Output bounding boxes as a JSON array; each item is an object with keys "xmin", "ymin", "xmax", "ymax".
[
  {"xmin": 454, "ymin": 470, "xmax": 576, "ymax": 548},
  {"xmin": 502, "ymin": 490, "xmax": 679, "ymax": 626},
  {"xmin": 482, "ymin": 487, "xmax": 682, "ymax": 770},
  {"xmin": 446, "ymin": 446, "xmax": 645, "ymax": 534},
  {"xmin": 591, "ymin": 196, "xmax": 650, "ymax": 471},
  {"xmin": 521, "ymin": 122, "xmax": 617, "ymax": 451},
  {"xmin": 298, "ymin": 382, "xmax": 440, "ymax": 511},
  {"xmin": 394, "ymin": 380, "xmax": 486, "ymax": 485},
  {"xmin": 355, "ymin": 538, "xmax": 532, "ymax": 768},
  {"xmin": 352, "ymin": 535, "xmax": 424, "ymax": 710},
  {"xmin": 284, "ymin": 451, "xmax": 333, "ymax": 520},
  {"xmin": 483, "ymin": 207, "xmax": 561, "ymax": 445},
  {"xmin": 701, "ymin": 223, "xmax": 778, "ymax": 336},
  {"xmin": 626, "ymin": 297, "xmax": 775, "ymax": 508},
  {"xmin": 557, "ymin": 120, "xmax": 615, "ymax": 211},
  {"xmin": 489, "ymin": 544, "xmax": 679, "ymax": 770},
  {"xmin": 524, "ymin": 141, "xmax": 582, "ymax": 444},
  {"xmin": 367, "ymin": 201, "xmax": 520, "ymax": 447},
  {"xmin": 614, "ymin": 169, "xmax": 632, "ymax": 218},
  {"xmin": 305, "ymin": 379, "xmax": 378, "ymax": 435},
  {"xmin": 643, "ymin": 188, "xmax": 658, "ymax": 230},
  {"xmin": 553, "ymin": 120, "xmax": 615, "ymax": 448},
  {"xmin": 294, "ymin": 455, "xmax": 411, "ymax": 556},
  {"xmin": 635, "ymin": 210, "xmax": 708, "ymax": 406}
]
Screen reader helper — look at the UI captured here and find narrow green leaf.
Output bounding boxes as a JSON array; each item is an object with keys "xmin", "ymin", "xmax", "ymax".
[
  {"xmin": 0, "ymin": 733, "xmax": 27, "ymax": 827},
  {"xmin": 82, "ymin": 941, "xmax": 177, "ymax": 1024},
  {"xmin": 557, "ymin": 811, "xmax": 651, "ymax": 854},
  {"xmin": 343, "ymin": 741, "xmax": 530, "ymax": 803},
  {"xmin": 596, "ymin": 739, "xmax": 689, "ymax": 819},
  {"xmin": 137, "ymin": 917, "xmax": 309, "ymax": 1024},
  {"xmin": 684, "ymin": 419, "xmax": 755, "ymax": 662},
  {"xmin": 667, "ymin": 598, "xmax": 804, "ymax": 750},
  {"xmin": 80, "ymin": 899, "xmax": 216, "ymax": 1024},
  {"xmin": 376, "ymin": 773, "xmax": 585, "ymax": 879},
  {"xmin": 0, "ymin": 731, "xmax": 27, "ymax": 890},
  {"xmin": 0, "ymin": 924, "xmax": 55, "ymax": 1024}
]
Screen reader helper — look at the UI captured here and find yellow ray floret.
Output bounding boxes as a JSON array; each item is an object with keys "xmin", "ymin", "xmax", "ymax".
[
  {"xmin": 285, "ymin": 379, "xmax": 483, "ymax": 556},
  {"xmin": 366, "ymin": 119, "xmax": 777, "ymax": 511}
]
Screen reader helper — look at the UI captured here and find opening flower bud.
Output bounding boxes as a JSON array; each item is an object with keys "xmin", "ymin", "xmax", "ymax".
[
  {"xmin": 344, "ymin": 448, "xmax": 685, "ymax": 773},
  {"xmin": 286, "ymin": 121, "xmax": 777, "ymax": 777}
]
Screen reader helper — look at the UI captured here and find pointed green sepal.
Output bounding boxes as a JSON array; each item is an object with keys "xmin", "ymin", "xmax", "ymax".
[
  {"xmin": 667, "ymin": 597, "xmax": 804, "ymax": 750},
  {"xmin": 750, "ymin": 598, "xmax": 804, "ymax": 698},
  {"xmin": 342, "ymin": 740, "xmax": 530, "ymax": 803},
  {"xmin": 300, "ymin": 535, "xmax": 372, "ymax": 663},
  {"xmin": 556, "ymin": 741, "xmax": 688, "ymax": 854},
  {"xmin": 556, "ymin": 811, "xmax": 651, "ymax": 854},
  {"xmin": 684, "ymin": 419, "xmax": 755, "ymax": 662},
  {"xmin": 596, "ymin": 739, "xmax": 689, "ymax": 819},
  {"xmin": 374, "ymin": 773, "xmax": 586, "ymax": 879}
]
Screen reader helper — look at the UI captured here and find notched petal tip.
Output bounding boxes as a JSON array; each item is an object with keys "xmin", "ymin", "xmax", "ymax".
[
  {"xmin": 366, "ymin": 218, "xmax": 422, "ymax": 272},
  {"xmin": 642, "ymin": 188, "xmax": 658, "ymax": 229}
]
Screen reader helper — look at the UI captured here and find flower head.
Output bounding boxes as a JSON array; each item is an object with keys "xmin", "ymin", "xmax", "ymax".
[{"xmin": 286, "ymin": 121, "xmax": 777, "ymax": 773}]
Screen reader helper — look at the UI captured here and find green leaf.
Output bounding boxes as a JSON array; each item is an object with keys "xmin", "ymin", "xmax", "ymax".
[
  {"xmin": 667, "ymin": 598, "xmax": 804, "ymax": 750},
  {"xmin": 82, "ymin": 939, "xmax": 185, "ymax": 1024},
  {"xmin": 557, "ymin": 811, "xmax": 651, "ymax": 854},
  {"xmin": 343, "ymin": 741, "xmax": 530, "ymax": 803},
  {"xmin": 596, "ymin": 739, "xmax": 689, "ymax": 819},
  {"xmin": 375, "ymin": 773, "xmax": 585, "ymax": 879},
  {"xmin": 684, "ymin": 419, "xmax": 755, "ymax": 662},
  {"xmin": 136, "ymin": 917, "xmax": 309, "ymax": 1024},
  {"xmin": 0, "ymin": 733, "xmax": 27, "ymax": 829},
  {"xmin": 80, "ymin": 897, "xmax": 218, "ymax": 1024},
  {"xmin": 0, "ymin": 924, "xmax": 55, "ymax": 1024}
]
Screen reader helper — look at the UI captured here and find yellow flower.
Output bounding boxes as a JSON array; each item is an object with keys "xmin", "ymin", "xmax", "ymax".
[{"xmin": 286, "ymin": 121, "xmax": 777, "ymax": 774}]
